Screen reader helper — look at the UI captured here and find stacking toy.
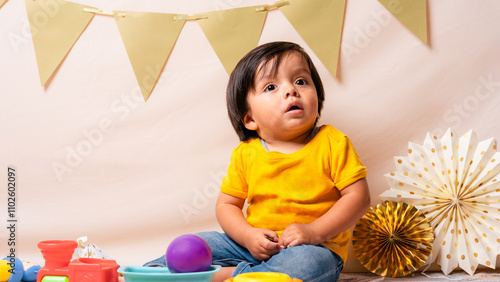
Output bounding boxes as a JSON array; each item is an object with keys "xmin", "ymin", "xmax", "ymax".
[
  {"xmin": 166, "ymin": 234, "xmax": 212, "ymax": 273},
  {"xmin": 36, "ymin": 240, "xmax": 119, "ymax": 282}
]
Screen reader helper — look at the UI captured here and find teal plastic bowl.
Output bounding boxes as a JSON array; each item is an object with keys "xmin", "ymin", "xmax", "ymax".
[{"xmin": 118, "ymin": 265, "xmax": 221, "ymax": 282}]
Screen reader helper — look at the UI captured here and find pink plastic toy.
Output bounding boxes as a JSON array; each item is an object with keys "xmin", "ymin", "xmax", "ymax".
[{"xmin": 36, "ymin": 240, "xmax": 119, "ymax": 282}]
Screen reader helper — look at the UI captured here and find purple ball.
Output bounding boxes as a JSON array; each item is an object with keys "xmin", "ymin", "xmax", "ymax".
[{"xmin": 166, "ymin": 234, "xmax": 212, "ymax": 273}]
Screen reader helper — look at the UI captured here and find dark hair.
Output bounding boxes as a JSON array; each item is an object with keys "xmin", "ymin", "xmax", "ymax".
[{"xmin": 226, "ymin": 41, "xmax": 325, "ymax": 141}]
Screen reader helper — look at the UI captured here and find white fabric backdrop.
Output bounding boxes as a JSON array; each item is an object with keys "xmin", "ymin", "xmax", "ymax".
[{"xmin": 1, "ymin": 0, "xmax": 499, "ymax": 273}]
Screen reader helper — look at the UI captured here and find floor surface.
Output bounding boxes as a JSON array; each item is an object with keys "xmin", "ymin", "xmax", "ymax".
[
  {"xmin": 338, "ymin": 271, "xmax": 500, "ymax": 281},
  {"xmin": 117, "ymin": 270, "xmax": 500, "ymax": 281}
]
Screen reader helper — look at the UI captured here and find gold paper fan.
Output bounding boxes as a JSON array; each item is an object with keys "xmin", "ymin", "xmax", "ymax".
[
  {"xmin": 380, "ymin": 129, "xmax": 500, "ymax": 275},
  {"xmin": 352, "ymin": 201, "xmax": 434, "ymax": 277}
]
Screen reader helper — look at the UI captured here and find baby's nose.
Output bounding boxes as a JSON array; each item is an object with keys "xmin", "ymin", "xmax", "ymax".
[{"xmin": 283, "ymin": 85, "xmax": 298, "ymax": 98}]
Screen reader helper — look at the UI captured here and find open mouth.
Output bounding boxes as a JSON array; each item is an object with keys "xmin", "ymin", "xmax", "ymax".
[{"xmin": 286, "ymin": 104, "xmax": 303, "ymax": 112}]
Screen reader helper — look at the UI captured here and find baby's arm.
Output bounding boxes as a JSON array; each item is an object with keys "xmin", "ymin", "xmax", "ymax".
[
  {"xmin": 216, "ymin": 192, "xmax": 280, "ymax": 260},
  {"xmin": 278, "ymin": 178, "xmax": 370, "ymax": 248}
]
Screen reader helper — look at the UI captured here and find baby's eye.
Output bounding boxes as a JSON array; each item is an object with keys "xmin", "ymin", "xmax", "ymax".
[
  {"xmin": 295, "ymin": 79, "xmax": 307, "ymax": 85},
  {"xmin": 265, "ymin": 84, "xmax": 277, "ymax": 92}
]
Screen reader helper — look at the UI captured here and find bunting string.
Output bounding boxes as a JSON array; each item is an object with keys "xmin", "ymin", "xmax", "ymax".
[
  {"xmin": 83, "ymin": 7, "xmax": 125, "ymax": 18},
  {"xmin": 22, "ymin": 0, "xmax": 428, "ymax": 101}
]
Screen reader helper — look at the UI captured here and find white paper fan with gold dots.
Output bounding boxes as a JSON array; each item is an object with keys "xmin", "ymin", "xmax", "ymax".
[{"xmin": 379, "ymin": 129, "xmax": 500, "ymax": 275}]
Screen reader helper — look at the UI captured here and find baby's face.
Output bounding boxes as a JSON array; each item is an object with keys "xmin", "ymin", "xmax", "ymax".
[{"xmin": 243, "ymin": 51, "xmax": 319, "ymax": 142}]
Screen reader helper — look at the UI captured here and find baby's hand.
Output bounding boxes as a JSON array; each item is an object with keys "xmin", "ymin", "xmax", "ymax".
[
  {"xmin": 278, "ymin": 223, "xmax": 322, "ymax": 249},
  {"xmin": 244, "ymin": 228, "xmax": 280, "ymax": 261}
]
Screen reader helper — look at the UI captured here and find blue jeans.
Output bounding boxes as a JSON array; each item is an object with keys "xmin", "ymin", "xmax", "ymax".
[{"xmin": 144, "ymin": 231, "xmax": 343, "ymax": 282}]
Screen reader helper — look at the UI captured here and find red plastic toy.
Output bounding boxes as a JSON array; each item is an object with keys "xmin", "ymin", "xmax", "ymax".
[{"xmin": 37, "ymin": 240, "xmax": 119, "ymax": 282}]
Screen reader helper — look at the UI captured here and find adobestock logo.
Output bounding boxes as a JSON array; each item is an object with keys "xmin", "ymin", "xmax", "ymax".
[
  {"xmin": 51, "ymin": 86, "xmax": 145, "ymax": 182},
  {"xmin": 51, "ymin": 62, "xmax": 168, "ymax": 182},
  {"xmin": 8, "ymin": 0, "xmax": 68, "ymax": 54},
  {"xmin": 442, "ymin": 74, "xmax": 500, "ymax": 127},
  {"xmin": 178, "ymin": 169, "xmax": 226, "ymax": 224},
  {"xmin": 432, "ymin": 74, "xmax": 500, "ymax": 138},
  {"xmin": 342, "ymin": 8, "xmax": 393, "ymax": 63}
]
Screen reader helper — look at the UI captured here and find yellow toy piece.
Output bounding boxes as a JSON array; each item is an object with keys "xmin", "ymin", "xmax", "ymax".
[
  {"xmin": 224, "ymin": 272, "xmax": 303, "ymax": 282},
  {"xmin": 0, "ymin": 260, "xmax": 11, "ymax": 281}
]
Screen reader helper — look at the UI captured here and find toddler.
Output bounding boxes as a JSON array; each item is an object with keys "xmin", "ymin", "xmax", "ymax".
[
  {"xmin": 146, "ymin": 41, "xmax": 370, "ymax": 282},
  {"xmin": 201, "ymin": 41, "xmax": 370, "ymax": 282}
]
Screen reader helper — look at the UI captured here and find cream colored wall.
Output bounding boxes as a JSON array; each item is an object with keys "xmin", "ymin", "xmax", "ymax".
[{"xmin": 1, "ymin": 0, "xmax": 499, "ymax": 272}]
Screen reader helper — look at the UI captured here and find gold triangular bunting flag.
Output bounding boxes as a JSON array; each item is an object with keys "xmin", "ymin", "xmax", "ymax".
[
  {"xmin": 115, "ymin": 12, "xmax": 185, "ymax": 101},
  {"xmin": 378, "ymin": 0, "xmax": 428, "ymax": 44},
  {"xmin": 1, "ymin": 0, "xmax": 8, "ymax": 8},
  {"xmin": 279, "ymin": 0, "xmax": 346, "ymax": 78},
  {"xmin": 195, "ymin": 6, "xmax": 267, "ymax": 75},
  {"xmin": 25, "ymin": 0, "xmax": 95, "ymax": 86}
]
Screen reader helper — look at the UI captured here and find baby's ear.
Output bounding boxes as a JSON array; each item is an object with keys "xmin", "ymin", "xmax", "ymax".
[{"xmin": 242, "ymin": 112, "xmax": 258, "ymax": 131}]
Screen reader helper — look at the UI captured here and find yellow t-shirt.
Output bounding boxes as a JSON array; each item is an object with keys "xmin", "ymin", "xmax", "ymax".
[{"xmin": 220, "ymin": 125, "xmax": 367, "ymax": 263}]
